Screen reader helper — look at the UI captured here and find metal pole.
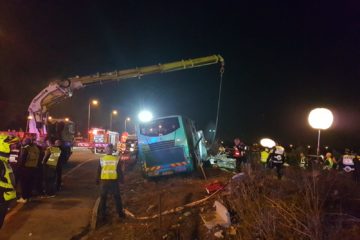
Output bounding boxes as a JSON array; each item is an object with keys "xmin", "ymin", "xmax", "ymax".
[
  {"xmin": 87, "ymin": 102, "xmax": 91, "ymax": 139},
  {"xmin": 124, "ymin": 120, "xmax": 127, "ymax": 132},
  {"xmin": 110, "ymin": 113, "xmax": 112, "ymax": 130},
  {"xmin": 317, "ymin": 129, "xmax": 321, "ymax": 159}
]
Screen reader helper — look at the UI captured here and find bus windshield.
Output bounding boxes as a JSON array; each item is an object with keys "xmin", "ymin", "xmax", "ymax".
[{"xmin": 139, "ymin": 117, "xmax": 180, "ymax": 137}]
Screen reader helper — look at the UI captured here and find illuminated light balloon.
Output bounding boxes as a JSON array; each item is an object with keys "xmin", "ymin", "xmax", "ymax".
[
  {"xmin": 308, "ymin": 108, "xmax": 333, "ymax": 130},
  {"xmin": 138, "ymin": 110, "xmax": 153, "ymax": 122},
  {"xmin": 260, "ymin": 138, "xmax": 276, "ymax": 148}
]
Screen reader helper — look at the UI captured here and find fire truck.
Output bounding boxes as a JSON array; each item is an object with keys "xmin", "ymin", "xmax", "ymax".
[
  {"xmin": 88, "ymin": 128, "xmax": 119, "ymax": 154},
  {"xmin": 25, "ymin": 55, "xmax": 224, "ymax": 163}
]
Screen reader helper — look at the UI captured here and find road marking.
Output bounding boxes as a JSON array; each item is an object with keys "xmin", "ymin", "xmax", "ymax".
[
  {"xmin": 63, "ymin": 158, "xmax": 98, "ymax": 178},
  {"xmin": 4, "ymin": 157, "xmax": 98, "ymax": 223}
]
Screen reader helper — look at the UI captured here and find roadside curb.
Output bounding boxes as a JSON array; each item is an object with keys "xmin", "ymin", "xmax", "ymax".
[{"xmin": 90, "ymin": 197, "xmax": 100, "ymax": 230}]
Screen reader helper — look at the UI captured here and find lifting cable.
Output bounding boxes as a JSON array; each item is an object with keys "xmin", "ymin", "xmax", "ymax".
[{"xmin": 213, "ymin": 62, "xmax": 225, "ymax": 143}]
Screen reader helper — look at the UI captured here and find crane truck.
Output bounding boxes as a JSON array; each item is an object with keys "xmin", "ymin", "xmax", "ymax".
[{"xmin": 27, "ymin": 55, "xmax": 224, "ymax": 162}]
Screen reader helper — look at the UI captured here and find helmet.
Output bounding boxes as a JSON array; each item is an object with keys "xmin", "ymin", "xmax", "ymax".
[{"xmin": 0, "ymin": 134, "xmax": 19, "ymax": 154}]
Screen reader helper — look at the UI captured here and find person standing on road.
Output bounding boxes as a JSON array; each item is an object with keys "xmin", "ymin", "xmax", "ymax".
[
  {"xmin": 267, "ymin": 144, "xmax": 286, "ymax": 180},
  {"xmin": 233, "ymin": 138, "xmax": 247, "ymax": 173},
  {"xmin": 18, "ymin": 138, "xmax": 40, "ymax": 203},
  {"xmin": 0, "ymin": 134, "xmax": 19, "ymax": 229},
  {"xmin": 96, "ymin": 144, "xmax": 125, "ymax": 221},
  {"xmin": 42, "ymin": 140, "xmax": 62, "ymax": 197}
]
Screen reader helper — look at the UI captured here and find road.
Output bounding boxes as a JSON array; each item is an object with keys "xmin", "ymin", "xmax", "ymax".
[{"xmin": 0, "ymin": 149, "xmax": 99, "ymax": 240}]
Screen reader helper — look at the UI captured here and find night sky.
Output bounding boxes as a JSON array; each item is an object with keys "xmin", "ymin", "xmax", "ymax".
[{"xmin": 1, "ymin": 0, "xmax": 360, "ymax": 149}]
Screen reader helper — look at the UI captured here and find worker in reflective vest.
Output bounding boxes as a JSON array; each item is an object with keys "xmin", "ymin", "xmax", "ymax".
[
  {"xmin": 96, "ymin": 143, "xmax": 125, "ymax": 221},
  {"xmin": 299, "ymin": 152, "xmax": 308, "ymax": 170},
  {"xmin": 0, "ymin": 134, "xmax": 19, "ymax": 228},
  {"xmin": 17, "ymin": 138, "xmax": 40, "ymax": 203},
  {"xmin": 260, "ymin": 147, "xmax": 270, "ymax": 167},
  {"xmin": 42, "ymin": 140, "xmax": 62, "ymax": 197},
  {"xmin": 323, "ymin": 152, "xmax": 335, "ymax": 170},
  {"xmin": 267, "ymin": 145, "xmax": 286, "ymax": 180}
]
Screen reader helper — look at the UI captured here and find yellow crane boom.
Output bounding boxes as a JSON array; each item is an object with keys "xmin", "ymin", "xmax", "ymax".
[
  {"xmin": 70, "ymin": 54, "xmax": 224, "ymax": 85},
  {"xmin": 28, "ymin": 54, "xmax": 224, "ymax": 135}
]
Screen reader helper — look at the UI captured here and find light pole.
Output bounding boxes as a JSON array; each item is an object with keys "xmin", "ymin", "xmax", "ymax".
[
  {"xmin": 308, "ymin": 108, "xmax": 334, "ymax": 158},
  {"xmin": 88, "ymin": 99, "xmax": 99, "ymax": 138},
  {"xmin": 109, "ymin": 110, "xmax": 118, "ymax": 130},
  {"xmin": 124, "ymin": 117, "xmax": 131, "ymax": 132}
]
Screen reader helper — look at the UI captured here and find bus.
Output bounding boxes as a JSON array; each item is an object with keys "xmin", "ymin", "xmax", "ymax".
[{"xmin": 137, "ymin": 115, "xmax": 207, "ymax": 177}]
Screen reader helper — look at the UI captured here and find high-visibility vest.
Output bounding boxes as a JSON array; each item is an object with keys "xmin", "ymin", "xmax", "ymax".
[
  {"xmin": 300, "ymin": 157, "xmax": 306, "ymax": 168},
  {"xmin": 100, "ymin": 155, "xmax": 119, "ymax": 180},
  {"xmin": 0, "ymin": 158, "xmax": 16, "ymax": 202},
  {"xmin": 260, "ymin": 151, "xmax": 269, "ymax": 163},
  {"xmin": 24, "ymin": 145, "xmax": 40, "ymax": 168},
  {"xmin": 46, "ymin": 147, "xmax": 61, "ymax": 167},
  {"xmin": 324, "ymin": 158, "xmax": 334, "ymax": 169}
]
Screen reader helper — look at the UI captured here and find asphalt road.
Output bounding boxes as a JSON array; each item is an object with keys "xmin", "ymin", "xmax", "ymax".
[{"xmin": 0, "ymin": 149, "xmax": 99, "ymax": 240}]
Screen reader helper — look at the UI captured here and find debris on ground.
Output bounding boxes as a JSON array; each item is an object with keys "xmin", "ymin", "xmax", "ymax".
[
  {"xmin": 214, "ymin": 230, "xmax": 224, "ymax": 238},
  {"xmin": 200, "ymin": 201, "xmax": 231, "ymax": 229},
  {"xmin": 183, "ymin": 211, "xmax": 191, "ymax": 217},
  {"xmin": 208, "ymin": 154, "xmax": 236, "ymax": 170},
  {"xmin": 205, "ymin": 181, "xmax": 224, "ymax": 194}
]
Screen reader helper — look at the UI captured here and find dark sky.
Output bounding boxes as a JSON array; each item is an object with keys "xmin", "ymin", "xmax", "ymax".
[{"xmin": 1, "ymin": 0, "xmax": 360, "ymax": 149}]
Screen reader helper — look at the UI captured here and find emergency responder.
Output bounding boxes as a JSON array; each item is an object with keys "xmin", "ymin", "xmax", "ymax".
[
  {"xmin": 323, "ymin": 152, "xmax": 335, "ymax": 170},
  {"xmin": 18, "ymin": 138, "xmax": 40, "ymax": 203},
  {"xmin": 0, "ymin": 134, "xmax": 18, "ymax": 228},
  {"xmin": 299, "ymin": 152, "xmax": 308, "ymax": 169},
  {"xmin": 267, "ymin": 144, "xmax": 286, "ymax": 180},
  {"xmin": 233, "ymin": 138, "xmax": 247, "ymax": 173},
  {"xmin": 42, "ymin": 140, "xmax": 62, "ymax": 197},
  {"xmin": 339, "ymin": 149, "xmax": 356, "ymax": 174},
  {"xmin": 96, "ymin": 144, "xmax": 125, "ymax": 221},
  {"xmin": 9, "ymin": 141, "xmax": 21, "ymax": 186},
  {"xmin": 260, "ymin": 147, "xmax": 270, "ymax": 168}
]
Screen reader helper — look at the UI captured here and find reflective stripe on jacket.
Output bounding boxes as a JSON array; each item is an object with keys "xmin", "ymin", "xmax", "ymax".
[
  {"xmin": 46, "ymin": 147, "xmax": 61, "ymax": 167},
  {"xmin": 100, "ymin": 155, "xmax": 119, "ymax": 180},
  {"xmin": 0, "ymin": 158, "xmax": 16, "ymax": 202}
]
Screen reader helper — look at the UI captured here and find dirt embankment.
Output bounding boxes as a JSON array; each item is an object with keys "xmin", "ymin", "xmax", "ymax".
[{"xmin": 86, "ymin": 164, "xmax": 360, "ymax": 240}]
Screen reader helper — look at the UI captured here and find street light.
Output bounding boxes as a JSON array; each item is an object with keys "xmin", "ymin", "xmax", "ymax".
[
  {"xmin": 64, "ymin": 118, "xmax": 69, "ymax": 122},
  {"xmin": 138, "ymin": 110, "xmax": 153, "ymax": 122},
  {"xmin": 109, "ymin": 110, "xmax": 118, "ymax": 130},
  {"xmin": 124, "ymin": 117, "xmax": 131, "ymax": 132},
  {"xmin": 88, "ymin": 99, "xmax": 99, "ymax": 138},
  {"xmin": 308, "ymin": 108, "xmax": 334, "ymax": 158}
]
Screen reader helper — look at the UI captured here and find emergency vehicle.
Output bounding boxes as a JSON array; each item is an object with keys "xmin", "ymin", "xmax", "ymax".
[{"xmin": 88, "ymin": 128, "xmax": 119, "ymax": 154}]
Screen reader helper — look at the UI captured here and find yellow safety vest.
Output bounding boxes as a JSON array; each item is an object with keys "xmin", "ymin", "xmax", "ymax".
[
  {"xmin": 260, "ymin": 151, "xmax": 269, "ymax": 163},
  {"xmin": 0, "ymin": 158, "xmax": 16, "ymax": 201},
  {"xmin": 325, "ymin": 158, "xmax": 334, "ymax": 169},
  {"xmin": 100, "ymin": 155, "xmax": 119, "ymax": 180},
  {"xmin": 46, "ymin": 147, "xmax": 61, "ymax": 167}
]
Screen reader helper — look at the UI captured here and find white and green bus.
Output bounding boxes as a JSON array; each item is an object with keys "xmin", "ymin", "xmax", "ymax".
[{"xmin": 137, "ymin": 115, "xmax": 207, "ymax": 177}]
